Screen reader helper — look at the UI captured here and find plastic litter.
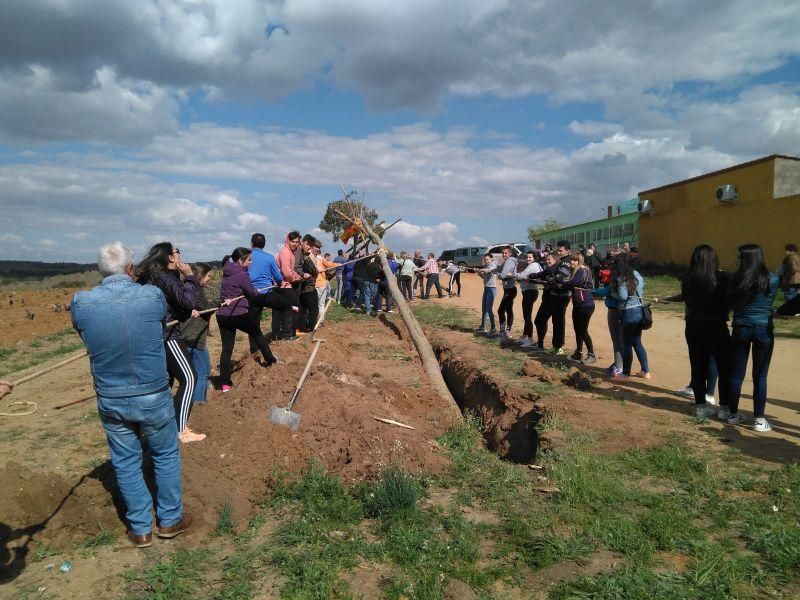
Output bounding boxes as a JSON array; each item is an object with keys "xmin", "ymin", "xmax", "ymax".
[{"xmin": 60, "ymin": 560, "xmax": 72, "ymax": 573}]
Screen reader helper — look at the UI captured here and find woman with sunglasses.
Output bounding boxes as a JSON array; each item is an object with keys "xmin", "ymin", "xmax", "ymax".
[
  {"xmin": 136, "ymin": 243, "xmax": 205, "ymax": 443},
  {"xmin": 724, "ymin": 244, "xmax": 779, "ymax": 432}
]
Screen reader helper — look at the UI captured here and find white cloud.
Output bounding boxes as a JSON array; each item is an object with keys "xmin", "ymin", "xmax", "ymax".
[
  {"xmin": 0, "ymin": 1, "xmax": 798, "ymax": 142},
  {"xmin": 384, "ymin": 221, "xmax": 459, "ymax": 251}
]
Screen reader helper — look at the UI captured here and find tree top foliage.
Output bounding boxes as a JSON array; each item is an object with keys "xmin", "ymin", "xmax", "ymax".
[
  {"xmin": 318, "ymin": 191, "xmax": 379, "ymax": 241},
  {"xmin": 527, "ymin": 218, "xmax": 563, "ymax": 241}
]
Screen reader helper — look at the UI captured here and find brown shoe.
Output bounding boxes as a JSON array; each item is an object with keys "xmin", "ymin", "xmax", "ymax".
[
  {"xmin": 157, "ymin": 513, "xmax": 192, "ymax": 539},
  {"xmin": 127, "ymin": 531, "xmax": 153, "ymax": 548}
]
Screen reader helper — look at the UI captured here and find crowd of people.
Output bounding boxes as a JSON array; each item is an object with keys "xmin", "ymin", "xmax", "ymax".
[
  {"xmin": 64, "ymin": 232, "xmax": 369, "ymax": 547},
  {"xmin": 473, "ymin": 240, "xmax": 799, "ymax": 434},
  {"xmin": 4, "ymin": 232, "xmax": 795, "ymax": 549}
]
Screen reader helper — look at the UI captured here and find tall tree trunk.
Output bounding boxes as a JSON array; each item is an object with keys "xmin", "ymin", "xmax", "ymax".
[{"xmin": 360, "ymin": 221, "xmax": 461, "ymax": 420}]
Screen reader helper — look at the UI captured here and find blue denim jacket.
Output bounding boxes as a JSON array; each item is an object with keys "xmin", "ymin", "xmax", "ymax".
[
  {"xmin": 616, "ymin": 271, "xmax": 645, "ymax": 310},
  {"xmin": 71, "ymin": 275, "xmax": 169, "ymax": 398}
]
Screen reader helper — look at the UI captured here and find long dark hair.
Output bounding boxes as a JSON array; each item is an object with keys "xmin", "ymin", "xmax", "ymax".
[
  {"xmin": 682, "ymin": 245, "xmax": 719, "ymax": 299},
  {"xmin": 136, "ymin": 242, "xmax": 173, "ymax": 284},
  {"xmin": 191, "ymin": 262, "xmax": 212, "ymax": 280},
  {"xmin": 728, "ymin": 244, "xmax": 770, "ymax": 310},
  {"xmin": 222, "ymin": 247, "xmax": 251, "ymax": 266},
  {"xmin": 612, "ymin": 253, "xmax": 637, "ymax": 295}
]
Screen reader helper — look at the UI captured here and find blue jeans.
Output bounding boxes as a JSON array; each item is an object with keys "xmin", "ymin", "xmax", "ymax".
[
  {"xmin": 363, "ymin": 281, "xmax": 378, "ymax": 314},
  {"xmin": 786, "ymin": 287, "xmax": 799, "ymax": 301},
  {"xmin": 481, "ymin": 287, "xmax": 496, "ymax": 330},
  {"xmin": 97, "ymin": 389, "xmax": 182, "ymax": 535},
  {"xmin": 729, "ymin": 325, "xmax": 774, "ymax": 417},
  {"xmin": 187, "ymin": 347, "xmax": 210, "ymax": 403},
  {"xmin": 620, "ymin": 307, "xmax": 649, "ymax": 375}
]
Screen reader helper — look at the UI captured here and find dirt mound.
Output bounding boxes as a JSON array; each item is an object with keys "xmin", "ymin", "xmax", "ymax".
[
  {"xmin": 0, "ymin": 315, "xmax": 458, "ymax": 563},
  {"xmin": 180, "ymin": 318, "xmax": 457, "ymax": 532}
]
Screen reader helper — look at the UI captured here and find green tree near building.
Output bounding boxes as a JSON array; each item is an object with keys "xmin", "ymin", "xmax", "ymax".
[{"xmin": 527, "ymin": 218, "xmax": 563, "ymax": 242}]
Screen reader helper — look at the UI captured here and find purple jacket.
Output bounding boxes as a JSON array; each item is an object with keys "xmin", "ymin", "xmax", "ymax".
[
  {"xmin": 155, "ymin": 270, "xmax": 199, "ymax": 341},
  {"xmin": 566, "ymin": 268, "xmax": 595, "ymax": 307},
  {"xmin": 217, "ymin": 261, "xmax": 259, "ymax": 318}
]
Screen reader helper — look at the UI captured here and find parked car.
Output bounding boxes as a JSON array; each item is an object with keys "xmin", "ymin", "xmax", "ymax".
[
  {"xmin": 437, "ymin": 249, "xmax": 456, "ymax": 264},
  {"xmin": 487, "ymin": 242, "xmax": 534, "ymax": 266},
  {"xmin": 453, "ymin": 246, "xmax": 487, "ymax": 271}
]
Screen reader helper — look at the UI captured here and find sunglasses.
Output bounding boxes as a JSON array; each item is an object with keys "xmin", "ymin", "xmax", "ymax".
[{"xmin": 171, "ymin": 249, "xmax": 181, "ymax": 255}]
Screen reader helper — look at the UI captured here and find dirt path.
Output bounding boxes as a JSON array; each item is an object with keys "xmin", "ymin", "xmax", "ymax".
[{"xmin": 433, "ymin": 272, "xmax": 800, "ymax": 459}]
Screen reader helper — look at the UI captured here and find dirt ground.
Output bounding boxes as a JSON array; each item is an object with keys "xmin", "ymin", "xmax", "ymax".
[
  {"xmin": 441, "ymin": 272, "xmax": 800, "ymax": 463},
  {"xmin": 1, "ymin": 277, "xmax": 798, "ymax": 597}
]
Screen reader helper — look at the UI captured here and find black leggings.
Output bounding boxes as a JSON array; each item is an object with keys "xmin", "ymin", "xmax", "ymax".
[
  {"xmin": 498, "ymin": 286, "xmax": 517, "ymax": 330},
  {"xmin": 165, "ymin": 339, "xmax": 196, "ymax": 432},
  {"xmin": 572, "ymin": 304, "xmax": 595, "ymax": 354},
  {"xmin": 521, "ymin": 289, "xmax": 538, "ymax": 337},
  {"xmin": 217, "ymin": 313, "xmax": 275, "ymax": 386}
]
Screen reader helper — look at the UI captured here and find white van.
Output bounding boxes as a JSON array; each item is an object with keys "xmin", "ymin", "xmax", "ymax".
[{"xmin": 487, "ymin": 242, "xmax": 534, "ymax": 266}]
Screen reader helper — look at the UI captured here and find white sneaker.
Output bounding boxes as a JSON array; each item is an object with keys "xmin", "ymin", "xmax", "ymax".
[
  {"xmin": 520, "ymin": 339, "xmax": 534, "ymax": 348},
  {"xmin": 705, "ymin": 394, "xmax": 716, "ymax": 405},
  {"xmin": 727, "ymin": 413, "xmax": 746, "ymax": 426},
  {"xmin": 753, "ymin": 418, "xmax": 772, "ymax": 433},
  {"xmin": 716, "ymin": 406, "xmax": 730, "ymax": 421},
  {"xmin": 675, "ymin": 386, "xmax": 694, "ymax": 399},
  {"xmin": 516, "ymin": 336, "xmax": 528, "ymax": 345},
  {"xmin": 694, "ymin": 405, "xmax": 717, "ymax": 418}
]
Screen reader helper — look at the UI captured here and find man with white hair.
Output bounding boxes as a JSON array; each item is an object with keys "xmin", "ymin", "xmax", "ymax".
[{"xmin": 71, "ymin": 242, "xmax": 190, "ymax": 548}]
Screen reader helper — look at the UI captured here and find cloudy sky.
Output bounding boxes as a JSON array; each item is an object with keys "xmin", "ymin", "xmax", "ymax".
[{"xmin": 1, "ymin": 0, "xmax": 799, "ymax": 262}]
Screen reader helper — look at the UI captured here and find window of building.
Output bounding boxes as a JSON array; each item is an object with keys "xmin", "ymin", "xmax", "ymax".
[
  {"xmin": 577, "ymin": 232, "xmax": 585, "ymax": 244},
  {"xmin": 623, "ymin": 222, "xmax": 635, "ymax": 236},
  {"xmin": 603, "ymin": 228, "xmax": 610, "ymax": 240},
  {"xmin": 612, "ymin": 225, "xmax": 623, "ymax": 238}
]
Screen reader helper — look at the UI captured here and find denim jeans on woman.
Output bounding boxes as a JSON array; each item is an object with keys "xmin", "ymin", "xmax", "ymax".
[
  {"xmin": 729, "ymin": 325, "xmax": 774, "ymax": 418},
  {"xmin": 97, "ymin": 388, "xmax": 183, "ymax": 535},
  {"xmin": 620, "ymin": 306, "xmax": 649, "ymax": 375},
  {"xmin": 187, "ymin": 347, "xmax": 210, "ymax": 403}
]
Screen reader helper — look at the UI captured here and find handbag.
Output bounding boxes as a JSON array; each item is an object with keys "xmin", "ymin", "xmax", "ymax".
[{"xmin": 641, "ymin": 302, "xmax": 654, "ymax": 330}]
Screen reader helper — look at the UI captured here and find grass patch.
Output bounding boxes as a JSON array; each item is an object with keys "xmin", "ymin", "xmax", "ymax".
[
  {"xmin": 80, "ymin": 530, "xmax": 116, "ymax": 556},
  {"xmin": 361, "ymin": 467, "xmax": 422, "ymax": 521},
  {"xmin": 0, "ymin": 328, "xmax": 84, "ymax": 377},
  {"xmin": 214, "ymin": 500, "xmax": 236, "ymax": 537},
  {"xmin": 31, "ymin": 544, "xmax": 59, "ymax": 562},
  {"xmin": 124, "ymin": 548, "xmax": 211, "ymax": 599},
  {"xmin": 410, "ymin": 303, "xmax": 472, "ymax": 330}
]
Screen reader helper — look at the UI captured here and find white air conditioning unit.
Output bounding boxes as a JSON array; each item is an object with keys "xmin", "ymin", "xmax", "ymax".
[
  {"xmin": 638, "ymin": 199, "xmax": 654, "ymax": 214},
  {"xmin": 716, "ymin": 184, "xmax": 738, "ymax": 203}
]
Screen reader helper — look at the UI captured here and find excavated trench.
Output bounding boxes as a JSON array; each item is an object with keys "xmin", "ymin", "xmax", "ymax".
[{"xmin": 434, "ymin": 345, "xmax": 545, "ymax": 463}]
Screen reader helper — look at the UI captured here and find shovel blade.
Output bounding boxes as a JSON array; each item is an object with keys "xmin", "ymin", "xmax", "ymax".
[{"xmin": 269, "ymin": 405, "xmax": 302, "ymax": 432}]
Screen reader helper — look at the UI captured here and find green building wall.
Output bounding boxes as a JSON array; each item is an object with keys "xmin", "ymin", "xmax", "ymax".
[{"xmin": 530, "ymin": 200, "xmax": 640, "ymax": 257}]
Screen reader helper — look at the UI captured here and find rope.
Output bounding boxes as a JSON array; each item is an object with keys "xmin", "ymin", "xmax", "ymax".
[{"xmin": 0, "ymin": 401, "xmax": 38, "ymax": 416}]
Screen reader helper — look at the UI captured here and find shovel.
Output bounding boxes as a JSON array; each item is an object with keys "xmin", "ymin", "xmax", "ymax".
[{"xmin": 269, "ymin": 340, "xmax": 321, "ymax": 431}]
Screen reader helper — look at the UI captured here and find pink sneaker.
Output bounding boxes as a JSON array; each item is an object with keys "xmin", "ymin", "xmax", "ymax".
[
  {"xmin": 178, "ymin": 428, "xmax": 206, "ymax": 443},
  {"xmin": 635, "ymin": 371, "xmax": 651, "ymax": 379},
  {"xmin": 221, "ymin": 384, "xmax": 232, "ymax": 393},
  {"xmin": 611, "ymin": 374, "xmax": 630, "ymax": 382}
]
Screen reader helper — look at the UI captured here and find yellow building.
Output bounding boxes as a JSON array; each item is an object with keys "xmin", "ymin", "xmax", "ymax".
[{"xmin": 638, "ymin": 154, "xmax": 800, "ymax": 270}]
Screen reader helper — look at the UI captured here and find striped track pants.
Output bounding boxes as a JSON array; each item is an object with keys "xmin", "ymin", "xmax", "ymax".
[{"xmin": 165, "ymin": 339, "xmax": 196, "ymax": 432}]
